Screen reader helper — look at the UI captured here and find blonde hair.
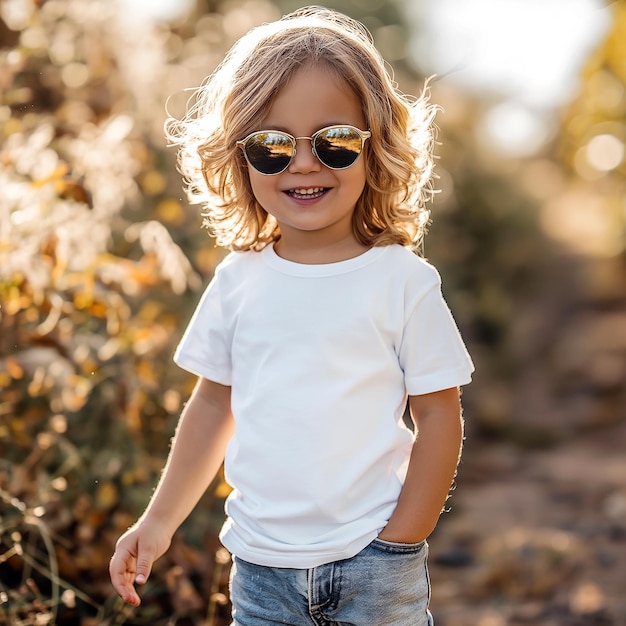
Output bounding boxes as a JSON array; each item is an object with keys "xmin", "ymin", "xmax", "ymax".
[{"xmin": 166, "ymin": 6, "xmax": 437, "ymax": 252}]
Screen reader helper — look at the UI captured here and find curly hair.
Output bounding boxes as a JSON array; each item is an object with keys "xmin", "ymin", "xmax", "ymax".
[{"xmin": 165, "ymin": 6, "xmax": 437, "ymax": 252}]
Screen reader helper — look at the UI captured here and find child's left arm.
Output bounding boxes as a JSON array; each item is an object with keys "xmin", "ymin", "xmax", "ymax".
[{"xmin": 378, "ymin": 387, "xmax": 464, "ymax": 544}]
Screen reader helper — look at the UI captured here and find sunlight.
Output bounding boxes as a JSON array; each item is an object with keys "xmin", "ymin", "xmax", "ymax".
[
  {"xmin": 477, "ymin": 100, "xmax": 554, "ymax": 157},
  {"xmin": 115, "ymin": 0, "xmax": 195, "ymax": 22},
  {"xmin": 409, "ymin": 0, "xmax": 610, "ymax": 107},
  {"xmin": 408, "ymin": 0, "xmax": 611, "ymax": 156},
  {"xmin": 584, "ymin": 133, "xmax": 625, "ymax": 172}
]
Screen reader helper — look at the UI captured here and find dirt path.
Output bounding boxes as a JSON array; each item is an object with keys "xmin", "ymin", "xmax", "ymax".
[{"xmin": 428, "ymin": 422, "xmax": 626, "ymax": 626}]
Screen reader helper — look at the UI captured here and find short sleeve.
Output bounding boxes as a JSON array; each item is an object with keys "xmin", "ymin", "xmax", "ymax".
[
  {"xmin": 399, "ymin": 279, "xmax": 474, "ymax": 396},
  {"xmin": 173, "ymin": 271, "xmax": 232, "ymax": 386}
]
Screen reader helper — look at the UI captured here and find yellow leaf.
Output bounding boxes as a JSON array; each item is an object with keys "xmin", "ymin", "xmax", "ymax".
[
  {"xmin": 141, "ymin": 170, "xmax": 167, "ymax": 196},
  {"xmin": 95, "ymin": 481, "xmax": 119, "ymax": 510},
  {"xmin": 31, "ymin": 162, "xmax": 69, "ymax": 188},
  {"xmin": 5, "ymin": 357, "xmax": 24, "ymax": 380},
  {"xmin": 157, "ymin": 197, "xmax": 185, "ymax": 225}
]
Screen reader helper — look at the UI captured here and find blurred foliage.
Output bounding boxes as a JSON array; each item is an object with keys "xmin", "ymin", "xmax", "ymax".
[
  {"xmin": 425, "ymin": 3, "xmax": 626, "ymax": 446},
  {"xmin": 1, "ymin": 0, "xmax": 625, "ymax": 625},
  {"xmin": 0, "ymin": 0, "xmax": 237, "ymax": 623}
]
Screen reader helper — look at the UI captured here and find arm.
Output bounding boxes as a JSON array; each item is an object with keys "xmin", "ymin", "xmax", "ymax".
[
  {"xmin": 109, "ymin": 377, "xmax": 234, "ymax": 605},
  {"xmin": 378, "ymin": 387, "xmax": 464, "ymax": 543}
]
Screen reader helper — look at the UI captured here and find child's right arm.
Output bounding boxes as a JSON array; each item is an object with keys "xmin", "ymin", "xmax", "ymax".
[{"xmin": 109, "ymin": 377, "xmax": 234, "ymax": 606}]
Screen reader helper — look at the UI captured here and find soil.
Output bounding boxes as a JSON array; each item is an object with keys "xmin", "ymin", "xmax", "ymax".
[{"xmin": 428, "ymin": 421, "xmax": 626, "ymax": 626}]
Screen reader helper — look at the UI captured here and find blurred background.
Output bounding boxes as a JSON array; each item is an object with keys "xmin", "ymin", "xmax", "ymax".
[{"xmin": 1, "ymin": 0, "xmax": 625, "ymax": 624}]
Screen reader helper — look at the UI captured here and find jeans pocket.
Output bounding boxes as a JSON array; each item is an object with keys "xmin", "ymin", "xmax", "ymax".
[
  {"xmin": 370, "ymin": 537, "xmax": 427, "ymax": 554},
  {"xmin": 338, "ymin": 537, "xmax": 432, "ymax": 624}
]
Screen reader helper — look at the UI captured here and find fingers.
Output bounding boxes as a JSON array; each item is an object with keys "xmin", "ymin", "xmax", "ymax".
[
  {"xmin": 110, "ymin": 536, "xmax": 156, "ymax": 606},
  {"xmin": 109, "ymin": 551, "xmax": 142, "ymax": 606},
  {"xmin": 134, "ymin": 550, "xmax": 155, "ymax": 586},
  {"xmin": 110, "ymin": 524, "xmax": 171, "ymax": 606}
]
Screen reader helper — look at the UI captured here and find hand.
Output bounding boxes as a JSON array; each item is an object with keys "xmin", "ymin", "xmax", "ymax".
[{"xmin": 109, "ymin": 521, "xmax": 172, "ymax": 606}]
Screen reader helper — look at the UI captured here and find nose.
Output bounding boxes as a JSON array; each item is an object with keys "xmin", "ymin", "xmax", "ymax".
[{"xmin": 288, "ymin": 137, "xmax": 321, "ymax": 173}]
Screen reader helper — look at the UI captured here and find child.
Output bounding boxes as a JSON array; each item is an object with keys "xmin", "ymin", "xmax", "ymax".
[{"xmin": 110, "ymin": 6, "xmax": 474, "ymax": 625}]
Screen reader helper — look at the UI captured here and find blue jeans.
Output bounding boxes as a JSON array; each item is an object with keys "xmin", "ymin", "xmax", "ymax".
[{"xmin": 229, "ymin": 538, "xmax": 434, "ymax": 625}]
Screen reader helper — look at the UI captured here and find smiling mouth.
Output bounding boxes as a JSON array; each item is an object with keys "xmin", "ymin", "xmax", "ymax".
[{"xmin": 285, "ymin": 187, "xmax": 329, "ymax": 200}]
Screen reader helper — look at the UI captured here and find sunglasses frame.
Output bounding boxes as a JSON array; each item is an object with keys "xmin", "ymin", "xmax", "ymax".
[{"xmin": 236, "ymin": 124, "xmax": 371, "ymax": 175}]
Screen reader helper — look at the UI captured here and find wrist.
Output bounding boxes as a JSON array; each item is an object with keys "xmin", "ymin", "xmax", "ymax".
[
  {"xmin": 137, "ymin": 509, "xmax": 178, "ymax": 539},
  {"xmin": 378, "ymin": 529, "xmax": 428, "ymax": 544},
  {"xmin": 379, "ymin": 518, "xmax": 434, "ymax": 544}
]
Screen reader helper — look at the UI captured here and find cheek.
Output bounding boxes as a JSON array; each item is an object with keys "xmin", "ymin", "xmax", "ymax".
[
  {"xmin": 247, "ymin": 170, "xmax": 264, "ymax": 196},
  {"xmin": 247, "ymin": 172, "xmax": 276, "ymax": 208},
  {"xmin": 347, "ymin": 162, "xmax": 368, "ymax": 196}
]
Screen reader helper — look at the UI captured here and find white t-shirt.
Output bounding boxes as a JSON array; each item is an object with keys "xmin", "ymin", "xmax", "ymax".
[{"xmin": 174, "ymin": 243, "xmax": 474, "ymax": 568}]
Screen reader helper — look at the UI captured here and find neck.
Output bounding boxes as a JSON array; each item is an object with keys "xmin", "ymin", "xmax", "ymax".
[{"xmin": 274, "ymin": 234, "xmax": 369, "ymax": 265}]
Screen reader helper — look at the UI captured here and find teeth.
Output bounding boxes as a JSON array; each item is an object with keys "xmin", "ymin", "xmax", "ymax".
[{"xmin": 293, "ymin": 187, "xmax": 323, "ymax": 195}]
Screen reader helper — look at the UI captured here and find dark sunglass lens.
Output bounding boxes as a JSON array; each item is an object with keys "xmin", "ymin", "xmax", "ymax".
[
  {"xmin": 245, "ymin": 132, "xmax": 293, "ymax": 174},
  {"xmin": 315, "ymin": 128, "xmax": 362, "ymax": 169}
]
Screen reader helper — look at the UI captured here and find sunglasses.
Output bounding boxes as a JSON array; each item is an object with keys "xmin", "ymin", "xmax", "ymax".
[{"xmin": 236, "ymin": 125, "xmax": 371, "ymax": 175}]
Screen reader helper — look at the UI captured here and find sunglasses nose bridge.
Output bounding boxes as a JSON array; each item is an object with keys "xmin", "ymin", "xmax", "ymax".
[
  {"xmin": 293, "ymin": 135, "xmax": 314, "ymax": 156},
  {"xmin": 288, "ymin": 135, "xmax": 321, "ymax": 172}
]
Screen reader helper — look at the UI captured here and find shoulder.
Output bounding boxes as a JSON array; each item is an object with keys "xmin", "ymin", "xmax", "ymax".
[
  {"xmin": 213, "ymin": 248, "xmax": 265, "ymax": 278},
  {"xmin": 378, "ymin": 245, "xmax": 441, "ymax": 286}
]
